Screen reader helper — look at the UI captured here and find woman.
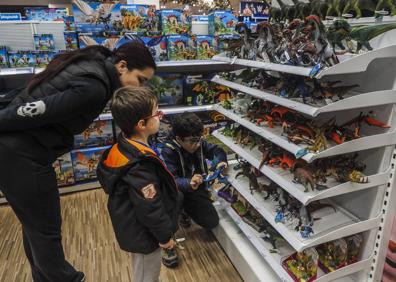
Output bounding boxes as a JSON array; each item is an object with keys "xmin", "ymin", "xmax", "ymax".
[{"xmin": 0, "ymin": 42, "xmax": 156, "ymax": 282}]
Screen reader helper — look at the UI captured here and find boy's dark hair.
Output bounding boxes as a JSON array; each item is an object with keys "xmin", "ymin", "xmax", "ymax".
[
  {"xmin": 171, "ymin": 112, "xmax": 204, "ymax": 138},
  {"xmin": 110, "ymin": 86, "xmax": 157, "ymax": 137}
]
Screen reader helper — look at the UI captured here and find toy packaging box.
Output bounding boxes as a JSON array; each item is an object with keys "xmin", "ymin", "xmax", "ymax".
[
  {"xmin": 34, "ymin": 34, "xmax": 55, "ymax": 51},
  {"xmin": 216, "ymin": 34, "xmax": 241, "ymax": 54},
  {"xmin": 71, "ymin": 146, "xmax": 110, "ymax": 182},
  {"xmin": 78, "ymin": 32, "xmax": 122, "ymax": 50},
  {"xmin": 140, "ymin": 35, "xmax": 168, "ymax": 61},
  {"xmin": 25, "ymin": 7, "xmax": 68, "ymax": 21},
  {"xmin": 184, "ymin": 75, "xmax": 232, "ymax": 105},
  {"xmin": 64, "ymin": 32, "xmax": 79, "ymax": 51},
  {"xmin": 167, "ymin": 35, "xmax": 196, "ymax": 61},
  {"xmin": 0, "ymin": 47, "xmax": 8, "ymax": 68},
  {"xmin": 74, "ymin": 119, "xmax": 114, "ymax": 149},
  {"xmin": 149, "ymin": 74, "xmax": 184, "ymax": 106},
  {"xmin": 208, "ymin": 11, "xmax": 238, "ymax": 36},
  {"xmin": 64, "ymin": 16, "xmax": 77, "ymax": 31},
  {"xmin": 196, "ymin": 35, "xmax": 218, "ymax": 60},
  {"xmin": 159, "ymin": 9, "xmax": 191, "ymax": 35},
  {"xmin": 53, "ymin": 153, "xmax": 75, "ymax": 187},
  {"xmin": 8, "ymin": 51, "xmax": 35, "ymax": 68},
  {"xmin": 36, "ymin": 51, "xmax": 55, "ymax": 68}
]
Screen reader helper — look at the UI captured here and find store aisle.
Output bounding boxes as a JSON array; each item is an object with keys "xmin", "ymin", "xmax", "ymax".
[{"xmin": 0, "ymin": 189, "xmax": 242, "ymax": 282}]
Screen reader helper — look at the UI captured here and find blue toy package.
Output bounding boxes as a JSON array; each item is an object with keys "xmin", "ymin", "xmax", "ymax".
[
  {"xmin": 24, "ymin": 7, "xmax": 68, "ymax": 21},
  {"xmin": 196, "ymin": 35, "xmax": 218, "ymax": 60},
  {"xmin": 167, "ymin": 35, "xmax": 196, "ymax": 61},
  {"xmin": 78, "ymin": 32, "xmax": 122, "ymax": 50},
  {"xmin": 74, "ymin": 119, "xmax": 114, "ymax": 149},
  {"xmin": 71, "ymin": 146, "xmax": 111, "ymax": 182},
  {"xmin": 0, "ymin": 47, "xmax": 8, "ymax": 68},
  {"xmin": 53, "ymin": 153, "xmax": 75, "ymax": 187},
  {"xmin": 140, "ymin": 35, "xmax": 168, "ymax": 61},
  {"xmin": 191, "ymin": 15, "xmax": 208, "ymax": 22},
  {"xmin": 7, "ymin": 51, "xmax": 35, "ymax": 68},
  {"xmin": 208, "ymin": 11, "xmax": 238, "ymax": 36},
  {"xmin": 34, "ymin": 34, "xmax": 55, "ymax": 51},
  {"xmin": 36, "ymin": 51, "xmax": 55, "ymax": 68},
  {"xmin": 63, "ymin": 16, "xmax": 76, "ymax": 31},
  {"xmin": 64, "ymin": 32, "xmax": 79, "ymax": 51},
  {"xmin": 159, "ymin": 9, "xmax": 191, "ymax": 35},
  {"xmin": 216, "ymin": 34, "xmax": 241, "ymax": 54},
  {"xmin": 149, "ymin": 74, "xmax": 184, "ymax": 106}
]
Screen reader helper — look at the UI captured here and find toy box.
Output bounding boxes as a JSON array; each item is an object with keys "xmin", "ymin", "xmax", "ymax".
[
  {"xmin": 167, "ymin": 35, "xmax": 195, "ymax": 61},
  {"xmin": 64, "ymin": 16, "xmax": 76, "ymax": 31},
  {"xmin": 64, "ymin": 32, "xmax": 79, "ymax": 51},
  {"xmin": 53, "ymin": 153, "xmax": 75, "ymax": 187},
  {"xmin": 0, "ymin": 47, "xmax": 8, "ymax": 68},
  {"xmin": 317, "ymin": 239, "xmax": 348, "ymax": 273},
  {"xmin": 35, "ymin": 51, "xmax": 55, "ymax": 68},
  {"xmin": 25, "ymin": 7, "xmax": 68, "ymax": 21},
  {"xmin": 78, "ymin": 32, "xmax": 122, "ymax": 50},
  {"xmin": 149, "ymin": 74, "xmax": 184, "ymax": 106},
  {"xmin": 34, "ymin": 34, "xmax": 55, "ymax": 51},
  {"xmin": 141, "ymin": 35, "xmax": 168, "ymax": 61},
  {"xmin": 159, "ymin": 9, "xmax": 191, "ymax": 35},
  {"xmin": 283, "ymin": 248, "xmax": 319, "ymax": 282},
  {"xmin": 184, "ymin": 75, "xmax": 232, "ymax": 105},
  {"xmin": 8, "ymin": 51, "xmax": 36, "ymax": 68},
  {"xmin": 74, "ymin": 119, "xmax": 114, "ymax": 148},
  {"xmin": 196, "ymin": 35, "xmax": 217, "ymax": 60},
  {"xmin": 71, "ymin": 146, "xmax": 110, "ymax": 182},
  {"xmin": 216, "ymin": 34, "xmax": 241, "ymax": 54},
  {"xmin": 208, "ymin": 11, "xmax": 238, "ymax": 36}
]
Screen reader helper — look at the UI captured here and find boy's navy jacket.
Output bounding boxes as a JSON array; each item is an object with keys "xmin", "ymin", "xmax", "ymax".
[
  {"xmin": 161, "ymin": 139, "xmax": 227, "ymax": 193},
  {"xmin": 97, "ymin": 135, "xmax": 183, "ymax": 254}
]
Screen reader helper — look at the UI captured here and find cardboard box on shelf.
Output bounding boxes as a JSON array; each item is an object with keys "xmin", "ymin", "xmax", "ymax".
[
  {"xmin": 208, "ymin": 11, "xmax": 238, "ymax": 36},
  {"xmin": 71, "ymin": 146, "xmax": 110, "ymax": 182},
  {"xmin": 167, "ymin": 35, "xmax": 196, "ymax": 61},
  {"xmin": 53, "ymin": 153, "xmax": 75, "ymax": 187},
  {"xmin": 74, "ymin": 119, "xmax": 114, "ymax": 149}
]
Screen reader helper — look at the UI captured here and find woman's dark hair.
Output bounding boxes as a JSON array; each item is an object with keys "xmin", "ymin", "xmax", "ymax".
[
  {"xmin": 171, "ymin": 112, "xmax": 204, "ymax": 138},
  {"xmin": 27, "ymin": 42, "xmax": 156, "ymax": 92},
  {"xmin": 110, "ymin": 86, "xmax": 157, "ymax": 138}
]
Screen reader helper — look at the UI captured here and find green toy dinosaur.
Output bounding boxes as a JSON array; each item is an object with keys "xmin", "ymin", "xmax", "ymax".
[
  {"xmin": 309, "ymin": 0, "xmax": 330, "ymax": 20},
  {"xmin": 277, "ymin": 0, "xmax": 298, "ymax": 22},
  {"xmin": 376, "ymin": 0, "xmax": 396, "ymax": 16},
  {"xmin": 328, "ymin": 20, "xmax": 396, "ymax": 52},
  {"xmin": 291, "ymin": 0, "xmax": 312, "ymax": 19},
  {"xmin": 342, "ymin": 0, "xmax": 377, "ymax": 18},
  {"xmin": 326, "ymin": 0, "xmax": 350, "ymax": 18}
]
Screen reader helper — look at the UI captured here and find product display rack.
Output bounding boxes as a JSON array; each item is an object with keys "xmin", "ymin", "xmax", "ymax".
[{"xmin": 209, "ymin": 45, "xmax": 396, "ymax": 282}]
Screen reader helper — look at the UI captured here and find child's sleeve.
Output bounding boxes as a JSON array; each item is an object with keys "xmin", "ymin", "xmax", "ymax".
[
  {"xmin": 202, "ymin": 140, "xmax": 227, "ymax": 164},
  {"xmin": 161, "ymin": 147, "xmax": 194, "ymax": 193},
  {"xmin": 124, "ymin": 163, "xmax": 173, "ymax": 245}
]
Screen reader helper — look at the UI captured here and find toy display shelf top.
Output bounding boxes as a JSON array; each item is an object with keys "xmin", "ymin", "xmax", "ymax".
[
  {"xmin": 213, "ymin": 105, "xmax": 396, "ymax": 163},
  {"xmin": 224, "ymin": 201, "xmax": 373, "ymax": 282},
  {"xmin": 220, "ymin": 161, "xmax": 382, "ymax": 252},
  {"xmin": 212, "ymin": 128, "xmax": 389, "ymax": 206},
  {"xmin": 211, "ymin": 76, "xmax": 396, "ymax": 117},
  {"xmin": 0, "ymin": 60, "xmax": 238, "ymax": 76},
  {"xmin": 212, "ymin": 45, "xmax": 396, "ymax": 79},
  {"xmin": 98, "ymin": 104, "xmax": 214, "ymax": 121}
]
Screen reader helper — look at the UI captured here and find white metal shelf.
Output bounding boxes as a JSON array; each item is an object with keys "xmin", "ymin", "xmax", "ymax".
[
  {"xmin": 224, "ymin": 163, "xmax": 382, "ymax": 252},
  {"xmin": 213, "ymin": 45, "xmax": 396, "ymax": 79},
  {"xmin": 224, "ymin": 202, "xmax": 372, "ymax": 282},
  {"xmin": 0, "ymin": 60, "xmax": 235, "ymax": 77},
  {"xmin": 213, "ymin": 130, "xmax": 388, "ymax": 206},
  {"xmin": 212, "ymin": 76, "xmax": 396, "ymax": 117},
  {"xmin": 97, "ymin": 105, "xmax": 215, "ymax": 120},
  {"xmin": 0, "ymin": 181, "xmax": 101, "ymax": 204},
  {"xmin": 214, "ymin": 105, "xmax": 396, "ymax": 162},
  {"xmin": 323, "ymin": 16, "xmax": 396, "ymax": 26}
]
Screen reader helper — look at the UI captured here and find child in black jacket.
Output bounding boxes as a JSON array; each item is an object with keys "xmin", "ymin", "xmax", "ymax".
[
  {"xmin": 97, "ymin": 86, "xmax": 183, "ymax": 281},
  {"xmin": 162, "ymin": 113, "xmax": 228, "ymax": 230}
]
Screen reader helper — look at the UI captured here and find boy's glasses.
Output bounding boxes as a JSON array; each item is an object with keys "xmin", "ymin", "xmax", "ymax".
[
  {"xmin": 143, "ymin": 110, "xmax": 165, "ymax": 121},
  {"xmin": 183, "ymin": 136, "xmax": 203, "ymax": 145}
]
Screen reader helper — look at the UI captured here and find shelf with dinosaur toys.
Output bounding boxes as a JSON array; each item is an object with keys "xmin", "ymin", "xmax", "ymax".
[
  {"xmin": 217, "ymin": 160, "xmax": 381, "ymax": 252},
  {"xmin": 213, "ymin": 103, "xmax": 396, "ymax": 163},
  {"xmin": 221, "ymin": 198, "xmax": 373, "ymax": 282},
  {"xmin": 212, "ymin": 127, "xmax": 389, "ymax": 206},
  {"xmin": 211, "ymin": 74, "xmax": 396, "ymax": 117}
]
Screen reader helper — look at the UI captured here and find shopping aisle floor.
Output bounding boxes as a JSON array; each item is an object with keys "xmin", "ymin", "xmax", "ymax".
[{"xmin": 0, "ymin": 189, "xmax": 242, "ymax": 282}]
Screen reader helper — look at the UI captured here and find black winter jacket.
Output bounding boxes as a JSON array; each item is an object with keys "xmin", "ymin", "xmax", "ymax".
[
  {"xmin": 161, "ymin": 139, "xmax": 227, "ymax": 193},
  {"xmin": 97, "ymin": 136, "xmax": 183, "ymax": 254},
  {"xmin": 0, "ymin": 54, "xmax": 120, "ymax": 162}
]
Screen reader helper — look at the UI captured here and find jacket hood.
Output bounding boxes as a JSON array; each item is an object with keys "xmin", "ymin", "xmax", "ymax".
[{"xmin": 97, "ymin": 136, "xmax": 162, "ymax": 195}]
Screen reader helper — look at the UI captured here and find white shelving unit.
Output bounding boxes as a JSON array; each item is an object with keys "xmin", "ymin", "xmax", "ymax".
[{"xmin": 211, "ymin": 45, "xmax": 396, "ymax": 282}]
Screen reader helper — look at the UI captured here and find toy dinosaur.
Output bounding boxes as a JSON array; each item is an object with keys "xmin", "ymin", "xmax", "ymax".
[
  {"xmin": 376, "ymin": 0, "xmax": 396, "ymax": 16},
  {"xmin": 235, "ymin": 22, "xmax": 256, "ymax": 60},
  {"xmin": 309, "ymin": 0, "xmax": 330, "ymax": 20},
  {"xmin": 255, "ymin": 22, "xmax": 276, "ymax": 63},
  {"xmin": 342, "ymin": 0, "xmax": 377, "ymax": 18},
  {"xmin": 350, "ymin": 22, "xmax": 396, "ymax": 51},
  {"xmin": 292, "ymin": 0, "xmax": 312, "ymax": 19},
  {"xmin": 277, "ymin": 0, "xmax": 298, "ymax": 22}
]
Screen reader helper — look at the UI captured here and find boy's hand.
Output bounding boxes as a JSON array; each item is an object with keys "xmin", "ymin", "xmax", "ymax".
[
  {"xmin": 217, "ymin": 162, "xmax": 228, "ymax": 175},
  {"xmin": 190, "ymin": 174, "xmax": 203, "ymax": 190},
  {"xmin": 159, "ymin": 238, "xmax": 176, "ymax": 250}
]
